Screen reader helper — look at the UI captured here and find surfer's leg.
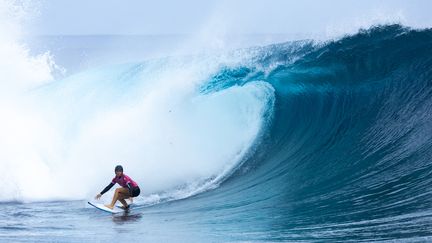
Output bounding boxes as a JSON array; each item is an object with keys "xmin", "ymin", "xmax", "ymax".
[
  {"xmin": 117, "ymin": 189, "xmax": 131, "ymax": 209},
  {"xmin": 104, "ymin": 191, "xmax": 118, "ymax": 209},
  {"xmin": 119, "ymin": 199, "xmax": 128, "ymax": 208},
  {"xmin": 105, "ymin": 188, "xmax": 129, "ymax": 209},
  {"xmin": 118, "ymin": 188, "xmax": 131, "ymax": 199}
]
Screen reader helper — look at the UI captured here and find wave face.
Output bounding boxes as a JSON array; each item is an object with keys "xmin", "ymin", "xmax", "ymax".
[{"xmin": 147, "ymin": 25, "xmax": 432, "ymax": 241}]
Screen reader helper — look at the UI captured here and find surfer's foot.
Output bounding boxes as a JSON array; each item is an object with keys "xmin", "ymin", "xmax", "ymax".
[
  {"xmin": 104, "ymin": 204, "xmax": 114, "ymax": 209},
  {"xmin": 121, "ymin": 205, "xmax": 130, "ymax": 210}
]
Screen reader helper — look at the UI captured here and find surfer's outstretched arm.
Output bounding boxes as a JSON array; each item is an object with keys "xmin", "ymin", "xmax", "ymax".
[
  {"xmin": 95, "ymin": 182, "xmax": 115, "ymax": 199},
  {"xmin": 101, "ymin": 182, "xmax": 115, "ymax": 195}
]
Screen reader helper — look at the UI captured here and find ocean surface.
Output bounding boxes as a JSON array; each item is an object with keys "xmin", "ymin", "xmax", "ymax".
[{"xmin": 2, "ymin": 25, "xmax": 432, "ymax": 242}]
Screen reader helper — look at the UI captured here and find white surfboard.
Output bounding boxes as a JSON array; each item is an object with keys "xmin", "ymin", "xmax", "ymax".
[{"xmin": 88, "ymin": 201, "xmax": 124, "ymax": 214}]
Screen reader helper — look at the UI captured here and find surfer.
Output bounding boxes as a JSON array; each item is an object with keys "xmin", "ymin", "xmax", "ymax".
[{"xmin": 95, "ymin": 165, "xmax": 140, "ymax": 210}]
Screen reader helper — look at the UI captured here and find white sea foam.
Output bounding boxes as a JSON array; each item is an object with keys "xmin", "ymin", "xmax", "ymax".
[
  {"xmin": 0, "ymin": 0, "xmax": 275, "ymax": 203},
  {"xmin": 0, "ymin": 0, "xmax": 57, "ymax": 201}
]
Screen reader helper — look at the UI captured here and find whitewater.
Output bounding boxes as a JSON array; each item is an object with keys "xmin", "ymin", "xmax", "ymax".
[{"xmin": 2, "ymin": 2, "xmax": 432, "ymax": 242}]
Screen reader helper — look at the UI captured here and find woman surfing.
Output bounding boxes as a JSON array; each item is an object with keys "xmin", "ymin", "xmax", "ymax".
[{"xmin": 95, "ymin": 165, "xmax": 140, "ymax": 210}]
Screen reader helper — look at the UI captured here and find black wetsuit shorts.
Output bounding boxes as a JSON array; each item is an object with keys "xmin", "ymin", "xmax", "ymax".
[{"xmin": 131, "ymin": 186, "xmax": 140, "ymax": 197}]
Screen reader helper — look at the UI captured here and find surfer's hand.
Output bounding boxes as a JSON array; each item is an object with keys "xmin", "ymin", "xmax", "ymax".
[{"xmin": 95, "ymin": 193, "xmax": 102, "ymax": 200}]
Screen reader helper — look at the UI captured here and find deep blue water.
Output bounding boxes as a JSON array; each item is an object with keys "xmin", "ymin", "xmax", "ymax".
[{"xmin": 3, "ymin": 25, "xmax": 432, "ymax": 242}]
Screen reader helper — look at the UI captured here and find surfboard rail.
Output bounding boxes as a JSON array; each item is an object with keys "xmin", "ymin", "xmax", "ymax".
[{"xmin": 88, "ymin": 201, "xmax": 124, "ymax": 214}]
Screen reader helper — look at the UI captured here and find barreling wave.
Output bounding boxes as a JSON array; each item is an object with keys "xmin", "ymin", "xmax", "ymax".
[{"xmin": 153, "ymin": 25, "xmax": 432, "ymax": 242}]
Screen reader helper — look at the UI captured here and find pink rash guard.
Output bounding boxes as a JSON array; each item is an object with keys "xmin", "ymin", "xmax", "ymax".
[{"xmin": 111, "ymin": 174, "xmax": 138, "ymax": 188}]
